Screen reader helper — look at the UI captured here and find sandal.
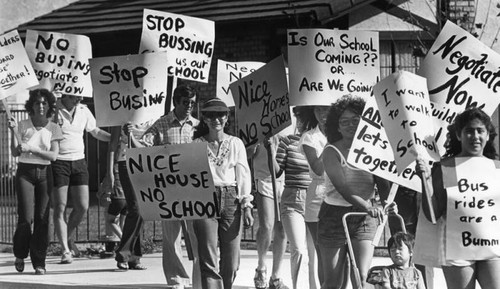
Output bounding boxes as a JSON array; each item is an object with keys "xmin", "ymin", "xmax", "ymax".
[
  {"xmin": 117, "ymin": 262, "xmax": 129, "ymax": 270},
  {"xmin": 14, "ymin": 258, "xmax": 24, "ymax": 273},
  {"xmin": 34, "ymin": 267, "xmax": 46, "ymax": 275},
  {"xmin": 254, "ymin": 268, "xmax": 268, "ymax": 289},
  {"xmin": 128, "ymin": 262, "xmax": 147, "ymax": 270}
]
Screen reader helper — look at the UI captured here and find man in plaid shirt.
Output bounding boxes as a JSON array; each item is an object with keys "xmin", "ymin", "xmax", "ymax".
[{"xmin": 129, "ymin": 85, "xmax": 200, "ymax": 289}]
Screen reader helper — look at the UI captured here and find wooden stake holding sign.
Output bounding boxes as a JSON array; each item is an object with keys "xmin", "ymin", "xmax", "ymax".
[{"xmin": 1, "ymin": 98, "xmax": 22, "ymax": 144}]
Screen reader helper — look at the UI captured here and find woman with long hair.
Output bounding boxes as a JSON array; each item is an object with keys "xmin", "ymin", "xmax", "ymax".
[{"xmin": 8, "ymin": 89, "xmax": 63, "ymax": 275}]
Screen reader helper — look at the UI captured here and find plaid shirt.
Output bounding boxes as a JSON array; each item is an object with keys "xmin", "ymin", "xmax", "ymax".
[{"xmin": 140, "ymin": 111, "xmax": 199, "ymax": 146}]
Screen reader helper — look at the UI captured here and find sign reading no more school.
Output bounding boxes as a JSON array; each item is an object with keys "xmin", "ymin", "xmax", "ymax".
[
  {"xmin": 126, "ymin": 143, "xmax": 218, "ymax": 221},
  {"xmin": 90, "ymin": 53, "xmax": 168, "ymax": 127},
  {"xmin": 229, "ymin": 56, "xmax": 291, "ymax": 148}
]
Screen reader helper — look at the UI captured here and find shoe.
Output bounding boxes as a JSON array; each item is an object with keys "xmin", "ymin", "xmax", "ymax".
[
  {"xmin": 34, "ymin": 267, "xmax": 46, "ymax": 275},
  {"xmin": 269, "ymin": 277, "xmax": 289, "ymax": 289},
  {"xmin": 254, "ymin": 268, "xmax": 268, "ymax": 289},
  {"xmin": 14, "ymin": 258, "xmax": 24, "ymax": 272},
  {"xmin": 68, "ymin": 239, "xmax": 81, "ymax": 257},
  {"xmin": 60, "ymin": 251, "xmax": 73, "ymax": 264},
  {"xmin": 128, "ymin": 262, "xmax": 147, "ymax": 270},
  {"xmin": 117, "ymin": 261, "xmax": 128, "ymax": 270}
]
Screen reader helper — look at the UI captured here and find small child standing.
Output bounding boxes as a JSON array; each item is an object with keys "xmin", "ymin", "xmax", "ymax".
[{"xmin": 377, "ymin": 232, "xmax": 425, "ymax": 289}]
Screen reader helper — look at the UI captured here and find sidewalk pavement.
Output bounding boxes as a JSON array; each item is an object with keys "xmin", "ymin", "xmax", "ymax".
[{"xmin": 0, "ymin": 249, "xmax": 448, "ymax": 289}]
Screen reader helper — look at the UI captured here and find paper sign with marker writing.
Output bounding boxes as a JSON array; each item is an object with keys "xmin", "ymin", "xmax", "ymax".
[
  {"xmin": 0, "ymin": 30, "xmax": 38, "ymax": 99},
  {"xmin": 216, "ymin": 60, "xmax": 265, "ymax": 107},
  {"xmin": 126, "ymin": 142, "xmax": 217, "ymax": 221},
  {"xmin": 418, "ymin": 21, "xmax": 500, "ymax": 150},
  {"xmin": 139, "ymin": 9, "xmax": 214, "ymax": 83},
  {"xmin": 25, "ymin": 30, "xmax": 92, "ymax": 97},
  {"xmin": 445, "ymin": 157, "xmax": 500, "ymax": 260},
  {"xmin": 374, "ymin": 71, "xmax": 440, "ymax": 172},
  {"xmin": 348, "ymin": 96, "xmax": 421, "ymax": 192},
  {"xmin": 229, "ymin": 55, "xmax": 291, "ymax": 148},
  {"xmin": 90, "ymin": 53, "xmax": 168, "ymax": 127},
  {"xmin": 287, "ymin": 28, "xmax": 379, "ymax": 106}
]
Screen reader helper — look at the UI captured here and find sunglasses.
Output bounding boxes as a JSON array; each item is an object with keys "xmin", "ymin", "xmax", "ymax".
[
  {"xmin": 182, "ymin": 100, "xmax": 197, "ymax": 107},
  {"xmin": 204, "ymin": 112, "xmax": 228, "ymax": 120}
]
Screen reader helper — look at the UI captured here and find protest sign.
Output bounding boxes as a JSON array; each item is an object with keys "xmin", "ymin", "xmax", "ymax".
[
  {"xmin": 418, "ymin": 21, "xmax": 500, "ymax": 149},
  {"xmin": 25, "ymin": 30, "xmax": 92, "ymax": 97},
  {"xmin": 216, "ymin": 60, "xmax": 265, "ymax": 107},
  {"xmin": 90, "ymin": 53, "xmax": 168, "ymax": 127},
  {"xmin": 374, "ymin": 71, "xmax": 440, "ymax": 172},
  {"xmin": 229, "ymin": 55, "xmax": 291, "ymax": 148},
  {"xmin": 288, "ymin": 28, "xmax": 379, "ymax": 106},
  {"xmin": 139, "ymin": 9, "xmax": 214, "ymax": 83},
  {"xmin": 444, "ymin": 157, "xmax": 500, "ymax": 260},
  {"xmin": 413, "ymin": 209, "xmax": 441, "ymax": 267},
  {"xmin": 347, "ymin": 96, "xmax": 421, "ymax": 192},
  {"xmin": 0, "ymin": 30, "xmax": 38, "ymax": 99},
  {"xmin": 126, "ymin": 142, "xmax": 217, "ymax": 221}
]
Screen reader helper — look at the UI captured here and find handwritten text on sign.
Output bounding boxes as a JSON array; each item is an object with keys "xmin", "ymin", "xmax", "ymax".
[
  {"xmin": 216, "ymin": 60, "xmax": 264, "ymax": 107},
  {"xmin": 0, "ymin": 30, "xmax": 38, "ymax": 99},
  {"xmin": 374, "ymin": 71, "xmax": 440, "ymax": 172},
  {"xmin": 229, "ymin": 56, "xmax": 291, "ymax": 148},
  {"xmin": 25, "ymin": 30, "xmax": 92, "ymax": 97},
  {"xmin": 90, "ymin": 53, "xmax": 168, "ymax": 127},
  {"xmin": 445, "ymin": 157, "xmax": 500, "ymax": 260},
  {"xmin": 126, "ymin": 143, "xmax": 218, "ymax": 221},
  {"xmin": 139, "ymin": 9, "xmax": 214, "ymax": 83},
  {"xmin": 287, "ymin": 29, "xmax": 379, "ymax": 106},
  {"xmin": 348, "ymin": 96, "xmax": 421, "ymax": 192}
]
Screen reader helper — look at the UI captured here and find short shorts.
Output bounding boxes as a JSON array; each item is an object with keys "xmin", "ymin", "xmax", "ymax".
[
  {"xmin": 255, "ymin": 178, "xmax": 284, "ymax": 200},
  {"xmin": 317, "ymin": 202, "xmax": 378, "ymax": 248},
  {"xmin": 108, "ymin": 199, "xmax": 127, "ymax": 216},
  {"xmin": 52, "ymin": 159, "xmax": 89, "ymax": 187}
]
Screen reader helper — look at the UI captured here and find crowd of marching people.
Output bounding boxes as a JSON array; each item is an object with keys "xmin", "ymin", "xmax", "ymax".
[{"xmin": 8, "ymin": 84, "xmax": 500, "ymax": 289}]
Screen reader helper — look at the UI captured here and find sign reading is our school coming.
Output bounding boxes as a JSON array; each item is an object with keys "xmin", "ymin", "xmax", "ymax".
[{"xmin": 126, "ymin": 142, "xmax": 218, "ymax": 221}]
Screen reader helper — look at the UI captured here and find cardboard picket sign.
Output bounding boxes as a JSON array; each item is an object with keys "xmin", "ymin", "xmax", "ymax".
[
  {"xmin": 374, "ymin": 70, "xmax": 441, "ymax": 172},
  {"xmin": 347, "ymin": 96, "xmax": 421, "ymax": 192},
  {"xmin": 139, "ymin": 9, "xmax": 214, "ymax": 83},
  {"xmin": 287, "ymin": 28, "xmax": 379, "ymax": 106},
  {"xmin": 90, "ymin": 53, "xmax": 168, "ymax": 127},
  {"xmin": 216, "ymin": 60, "xmax": 265, "ymax": 107},
  {"xmin": 25, "ymin": 29, "xmax": 92, "ymax": 97},
  {"xmin": 229, "ymin": 55, "xmax": 291, "ymax": 148},
  {"xmin": 418, "ymin": 21, "xmax": 500, "ymax": 150},
  {"xmin": 444, "ymin": 157, "xmax": 500, "ymax": 260},
  {"xmin": 0, "ymin": 30, "xmax": 38, "ymax": 99},
  {"xmin": 125, "ymin": 142, "xmax": 218, "ymax": 221}
]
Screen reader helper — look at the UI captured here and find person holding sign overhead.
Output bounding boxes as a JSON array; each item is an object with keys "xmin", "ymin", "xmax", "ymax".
[
  {"xmin": 319, "ymin": 95, "xmax": 394, "ymax": 289},
  {"xmin": 416, "ymin": 108, "xmax": 500, "ymax": 289},
  {"xmin": 128, "ymin": 85, "xmax": 200, "ymax": 289},
  {"xmin": 52, "ymin": 93, "xmax": 110, "ymax": 264},
  {"xmin": 8, "ymin": 89, "xmax": 63, "ymax": 275},
  {"xmin": 192, "ymin": 97, "xmax": 254, "ymax": 289}
]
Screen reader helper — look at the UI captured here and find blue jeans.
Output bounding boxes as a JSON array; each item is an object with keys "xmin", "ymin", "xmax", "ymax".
[
  {"xmin": 114, "ymin": 161, "xmax": 143, "ymax": 263},
  {"xmin": 14, "ymin": 163, "xmax": 52, "ymax": 269},
  {"xmin": 193, "ymin": 186, "xmax": 242, "ymax": 289}
]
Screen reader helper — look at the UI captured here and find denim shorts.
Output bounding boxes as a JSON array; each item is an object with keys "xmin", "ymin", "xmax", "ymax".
[
  {"xmin": 280, "ymin": 187, "xmax": 306, "ymax": 216},
  {"xmin": 52, "ymin": 159, "xmax": 89, "ymax": 187},
  {"xmin": 317, "ymin": 202, "xmax": 378, "ymax": 248}
]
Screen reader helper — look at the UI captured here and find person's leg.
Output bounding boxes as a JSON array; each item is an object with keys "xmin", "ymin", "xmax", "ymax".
[
  {"xmin": 186, "ymin": 220, "xmax": 201, "ymax": 289},
  {"xmin": 30, "ymin": 165, "xmax": 51, "ymax": 269},
  {"xmin": 66, "ymin": 185, "xmax": 89, "ymax": 242},
  {"xmin": 319, "ymin": 245, "xmax": 347, "ymax": 289},
  {"xmin": 194, "ymin": 217, "xmax": 222, "ymax": 289},
  {"xmin": 307, "ymin": 222, "xmax": 323, "ymax": 284},
  {"xmin": 306, "ymin": 225, "xmax": 319, "ymax": 289},
  {"xmin": 218, "ymin": 195, "xmax": 242, "ymax": 289},
  {"xmin": 442, "ymin": 264, "xmax": 476, "ymax": 289},
  {"xmin": 13, "ymin": 166, "xmax": 35, "ymax": 262},
  {"xmin": 162, "ymin": 220, "xmax": 190, "ymax": 285},
  {"xmin": 476, "ymin": 259, "xmax": 500, "ymax": 289},
  {"xmin": 115, "ymin": 162, "xmax": 143, "ymax": 265},
  {"xmin": 350, "ymin": 240, "xmax": 374, "ymax": 289},
  {"xmin": 281, "ymin": 207, "xmax": 309, "ymax": 289},
  {"xmin": 255, "ymin": 192, "xmax": 274, "ymax": 287},
  {"xmin": 106, "ymin": 213, "xmax": 122, "ymax": 238},
  {"xmin": 52, "ymin": 185, "xmax": 70, "ymax": 254}
]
